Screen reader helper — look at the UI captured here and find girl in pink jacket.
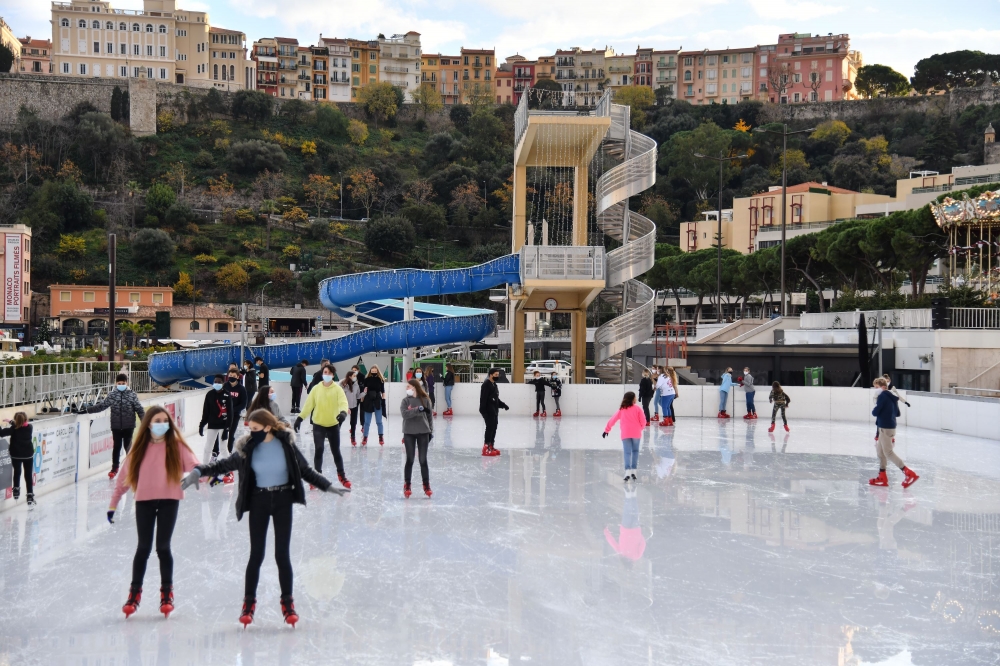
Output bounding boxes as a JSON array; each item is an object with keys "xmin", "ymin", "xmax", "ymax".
[
  {"xmin": 108, "ymin": 405, "xmax": 199, "ymax": 620},
  {"xmin": 603, "ymin": 391, "xmax": 648, "ymax": 482}
]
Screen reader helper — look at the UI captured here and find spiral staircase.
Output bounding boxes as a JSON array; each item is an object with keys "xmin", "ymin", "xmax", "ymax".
[{"xmin": 593, "ymin": 104, "xmax": 658, "ymax": 384}]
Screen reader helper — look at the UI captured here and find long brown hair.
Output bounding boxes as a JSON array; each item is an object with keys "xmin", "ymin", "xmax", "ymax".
[
  {"xmin": 407, "ymin": 378, "xmax": 429, "ymax": 401},
  {"xmin": 341, "ymin": 370, "xmax": 356, "ymax": 390},
  {"xmin": 12, "ymin": 411, "xmax": 27, "ymax": 428},
  {"xmin": 125, "ymin": 405, "xmax": 193, "ymax": 492},
  {"xmin": 247, "ymin": 408, "xmax": 288, "ymax": 432},
  {"xmin": 248, "ymin": 384, "xmax": 274, "ymax": 414},
  {"xmin": 620, "ymin": 391, "xmax": 636, "ymax": 409},
  {"xmin": 665, "ymin": 367, "xmax": 679, "ymax": 394}
]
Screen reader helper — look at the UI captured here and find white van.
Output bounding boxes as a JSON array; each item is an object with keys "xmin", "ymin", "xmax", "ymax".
[{"xmin": 524, "ymin": 359, "xmax": 572, "ymax": 382}]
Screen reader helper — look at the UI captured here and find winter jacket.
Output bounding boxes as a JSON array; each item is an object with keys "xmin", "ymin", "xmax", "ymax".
[
  {"xmin": 110, "ymin": 438, "xmax": 199, "ymax": 507},
  {"xmin": 299, "ymin": 381, "xmax": 349, "ymax": 428},
  {"xmin": 307, "ymin": 370, "xmax": 324, "ymax": 393},
  {"xmin": 200, "ymin": 388, "xmax": 234, "ymax": 430},
  {"xmin": 196, "ymin": 428, "xmax": 330, "ymax": 521},
  {"xmin": 872, "ymin": 389, "xmax": 900, "ymax": 429},
  {"xmin": 638, "ymin": 377, "xmax": 654, "ymax": 400},
  {"xmin": 479, "ymin": 379, "xmax": 508, "ymax": 416},
  {"xmin": 527, "ymin": 377, "xmax": 548, "ymax": 394},
  {"xmin": 769, "ymin": 389, "xmax": 790, "ymax": 408},
  {"xmin": 720, "ymin": 372, "xmax": 733, "ymax": 392},
  {"xmin": 425, "ymin": 372, "xmax": 436, "ymax": 397},
  {"xmin": 549, "ymin": 377, "xmax": 562, "ymax": 397},
  {"xmin": 360, "ymin": 375, "xmax": 385, "ymax": 413},
  {"xmin": 656, "ymin": 374, "xmax": 675, "ymax": 397},
  {"xmin": 340, "ymin": 378, "xmax": 361, "ymax": 409},
  {"xmin": 86, "ymin": 389, "xmax": 145, "ymax": 430},
  {"xmin": 242, "ymin": 368, "xmax": 257, "ymax": 396},
  {"xmin": 224, "ymin": 380, "xmax": 248, "ymax": 417},
  {"xmin": 0, "ymin": 423, "xmax": 33, "ymax": 459},
  {"xmin": 256, "ymin": 362, "xmax": 270, "ymax": 387},
  {"xmin": 400, "ymin": 395, "xmax": 434, "ymax": 435},
  {"xmin": 443, "ymin": 371, "xmax": 455, "ymax": 387},
  {"xmin": 290, "ymin": 364, "xmax": 307, "ymax": 388},
  {"xmin": 742, "ymin": 372, "xmax": 756, "ymax": 393},
  {"xmin": 605, "ymin": 404, "xmax": 648, "ymax": 439}
]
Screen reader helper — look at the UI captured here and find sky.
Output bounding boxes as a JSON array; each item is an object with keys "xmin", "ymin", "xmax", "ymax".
[{"xmin": 7, "ymin": 0, "xmax": 1000, "ymax": 77}]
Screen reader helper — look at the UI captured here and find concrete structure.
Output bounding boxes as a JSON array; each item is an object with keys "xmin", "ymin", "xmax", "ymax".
[
  {"xmin": 348, "ymin": 37, "xmax": 378, "ymax": 99},
  {"xmin": 207, "ymin": 27, "xmax": 252, "ymax": 91},
  {"xmin": 458, "ymin": 47, "xmax": 494, "ymax": 104},
  {"xmin": 0, "ymin": 225, "xmax": 32, "ymax": 341},
  {"xmin": 652, "ymin": 49, "xmax": 678, "ymax": 99},
  {"xmin": 378, "ymin": 32, "xmax": 421, "ymax": 102},
  {"xmin": 554, "ymin": 47, "xmax": 612, "ymax": 107},
  {"xmin": 758, "ymin": 32, "xmax": 861, "ymax": 104},
  {"xmin": 0, "ymin": 17, "xmax": 20, "ymax": 73},
  {"xmin": 18, "ymin": 37, "xmax": 52, "ymax": 74},
  {"xmin": 679, "ymin": 47, "xmax": 756, "ymax": 105}
]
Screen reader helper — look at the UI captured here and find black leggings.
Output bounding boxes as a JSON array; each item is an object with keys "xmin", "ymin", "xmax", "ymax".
[
  {"xmin": 291, "ymin": 385, "xmax": 302, "ymax": 412},
  {"xmin": 312, "ymin": 424, "xmax": 343, "ymax": 475},
  {"xmin": 11, "ymin": 458, "xmax": 32, "ymax": 496},
  {"xmin": 348, "ymin": 406, "xmax": 359, "ymax": 439},
  {"xmin": 132, "ymin": 499, "xmax": 180, "ymax": 588},
  {"xmin": 535, "ymin": 393, "xmax": 546, "ymax": 412},
  {"xmin": 111, "ymin": 429, "xmax": 133, "ymax": 470},
  {"xmin": 403, "ymin": 433, "xmax": 430, "ymax": 485},
  {"xmin": 482, "ymin": 412, "xmax": 498, "ymax": 445},
  {"xmin": 640, "ymin": 397, "xmax": 651, "ymax": 423},
  {"xmin": 246, "ymin": 488, "xmax": 294, "ymax": 599}
]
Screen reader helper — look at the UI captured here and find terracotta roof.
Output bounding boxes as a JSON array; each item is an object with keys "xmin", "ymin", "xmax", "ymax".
[{"xmin": 58, "ymin": 306, "xmax": 234, "ymax": 319}]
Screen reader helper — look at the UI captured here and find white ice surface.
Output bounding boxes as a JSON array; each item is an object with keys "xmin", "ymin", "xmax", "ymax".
[{"xmin": 1, "ymin": 415, "xmax": 999, "ymax": 665}]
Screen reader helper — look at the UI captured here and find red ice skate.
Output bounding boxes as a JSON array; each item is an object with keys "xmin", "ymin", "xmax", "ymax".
[
  {"xmin": 433, "ymin": 411, "xmax": 437, "ymax": 417},
  {"xmin": 159, "ymin": 585, "xmax": 174, "ymax": 618},
  {"xmin": 223, "ymin": 472, "xmax": 235, "ymax": 484},
  {"xmin": 482, "ymin": 444, "xmax": 490, "ymax": 456},
  {"xmin": 404, "ymin": 483, "xmax": 412, "ymax": 498},
  {"xmin": 553, "ymin": 410, "xmax": 561, "ymax": 417},
  {"xmin": 541, "ymin": 411, "xmax": 547, "ymax": 418},
  {"xmin": 122, "ymin": 586, "xmax": 142, "ymax": 618},
  {"xmin": 281, "ymin": 596, "xmax": 298, "ymax": 627},
  {"xmin": 378, "ymin": 434, "xmax": 384, "ymax": 446},
  {"xmin": 901, "ymin": 467, "xmax": 920, "ymax": 489},
  {"xmin": 768, "ymin": 423, "xmax": 776, "ymax": 433},
  {"xmin": 424, "ymin": 483, "xmax": 433, "ymax": 497},
  {"xmin": 652, "ymin": 414, "xmax": 660, "ymax": 422},
  {"xmin": 108, "ymin": 467, "xmax": 118, "ymax": 479},
  {"xmin": 532, "ymin": 411, "xmax": 539, "ymax": 418},
  {"xmin": 718, "ymin": 411, "xmax": 730, "ymax": 419},
  {"xmin": 868, "ymin": 470, "xmax": 889, "ymax": 487},
  {"xmin": 239, "ymin": 597, "xmax": 256, "ymax": 627},
  {"xmin": 784, "ymin": 424, "xmax": 789, "ymax": 432},
  {"xmin": 361, "ymin": 437, "xmax": 368, "ymax": 446},
  {"xmin": 338, "ymin": 474, "xmax": 352, "ymax": 490},
  {"xmin": 351, "ymin": 437, "xmax": 357, "ymax": 447}
]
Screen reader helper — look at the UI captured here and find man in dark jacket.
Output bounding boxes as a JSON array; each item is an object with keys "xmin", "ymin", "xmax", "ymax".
[
  {"xmin": 221, "ymin": 368, "xmax": 248, "ymax": 463},
  {"xmin": 255, "ymin": 356, "xmax": 270, "ymax": 388},
  {"xmin": 290, "ymin": 359, "xmax": 308, "ymax": 413},
  {"xmin": 479, "ymin": 368, "xmax": 509, "ymax": 457},
  {"xmin": 87, "ymin": 373, "xmax": 145, "ymax": 477},
  {"xmin": 307, "ymin": 358, "xmax": 331, "ymax": 393},
  {"xmin": 527, "ymin": 370, "xmax": 548, "ymax": 417},
  {"xmin": 199, "ymin": 374, "xmax": 235, "ymax": 468},
  {"xmin": 868, "ymin": 377, "xmax": 918, "ymax": 488}
]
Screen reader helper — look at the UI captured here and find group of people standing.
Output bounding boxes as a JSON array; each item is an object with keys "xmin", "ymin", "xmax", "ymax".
[
  {"xmin": 526, "ymin": 370, "xmax": 563, "ymax": 417},
  {"xmin": 638, "ymin": 366, "xmax": 678, "ymax": 426}
]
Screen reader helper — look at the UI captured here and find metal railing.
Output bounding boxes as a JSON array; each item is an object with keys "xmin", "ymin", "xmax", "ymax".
[
  {"xmin": 950, "ymin": 307, "xmax": 1000, "ymax": 329},
  {"xmin": 0, "ymin": 361, "xmax": 172, "ymax": 411},
  {"xmin": 799, "ymin": 309, "xmax": 932, "ymax": 330},
  {"xmin": 946, "ymin": 386, "xmax": 1000, "ymax": 397},
  {"xmin": 520, "ymin": 246, "xmax": 605, "ymax": 281}
]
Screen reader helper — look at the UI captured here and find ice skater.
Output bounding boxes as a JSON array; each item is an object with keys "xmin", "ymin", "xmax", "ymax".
[
  {"xmin": 400, "ymin": 379, "xmax": 434, "ymax": 498},
  {"xmin": 340, "ymin": 370, "xmax": 361, "ymax": 445},
  {"xmin": 183, "ymin": 409, "xmax": 347, "ymax": 627},
  {"xmin": 718, "ymin": 367, "xmax": 733, "ymax": 418},
  {"xmin": 741, "ymin": 367, "xmax": 757, "ymax": 419},
  {"xmin": 1, "ymin": 413, "xmax": 34, "ymax": 505},
  {"xmin": 424, "ymin": 366, "xmax": 437, "ymax": 416},
  {"xmin": 548, "ymin": 371, "xmax": 563, "ymax": 417},
  {"xmin": 528, "ymin": 370, "xmax": 548, "ymax": 417},
  {"xmin": 603, "ymin": 391, "xmax": 648, "ymax": 482},
  {"xmin": 289, "ymin": 359, "xmax": 308, "ymax": 414},
  {"xmin": 868, "ymin": 377, "xmax": 919, "ymax": 488},
  {"xmin": 768, "ymin": 381, "xmax": 791, "ymax": 432},
  {"xmin": 85, "ymin": 373, "xmax": 145, "ymax": 479},
  {"xmin": 655, "ymin": 366, "xmax": 676, "ymax": 426},
  {"xmin": 108, "ymin": 406, "xmax": 199, "ymax": 619},
  {"xmin": 651, "ymin": 366, "xmax": 661, "ymax": 422},
  {"xmin": 249, "ymin": 384, "xmax": 287, "ymax": 423},
  {"xmin": 638, "ymin": 369, "xmax": 654, "ymax": 424},
  {"xmin": 199, "ymin": 375, "xmax": 235, "ymax": 485},
  {"xmin": 442, "ymin": 364, "xmax": 456, "ymax": 416},
  {"xmin": 480, "ymin": 368, "xmax": 509, "ymax": 456},
  {"xmin": 360, "ymin": 366, "xmax": 387, "ymax": 446},
  {"xmin": 294, "ymin": 365, "xmax": 350, "ymax": 489},
  {"xmin": 223, "ymin": 367, "xmax": 249, "ymax": 458}
]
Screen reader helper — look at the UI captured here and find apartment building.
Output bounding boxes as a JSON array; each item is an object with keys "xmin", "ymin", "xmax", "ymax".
[
  {"xmin": 207, "ymin": 27, "xmax": 252, "ymax": 90},
  {"xmin": 439, "ymin": 54, "xmax": 462, "ymax": 104},
  {"xmin": 652, "ymin": 49, "xmax": 678, "ymax": 99},
  {"xmin": 459, "ymin": 47, "xmax": 493, "ymax": 103},
  {"xmin": 1, "ymin": 17, "xmax": 20, "ymax": 73},
  {"xmin": 554, "ymin": 46, "xmax": 612, "ymax": 106},
  {"xmin": 51, "ymin": 0, "xmax": 217, "ymax": 85},
  {"xmin": 633, "ymin": 47, "xmax": 653, "ymax": 88},
  {"xmin": 535, "ymin": 55, "xmax": 555, "ymax": 82},
  {"xmin": 679, "ymin": 47, "xmax": 756, "ymax": 105},
  {"xmin": 506, "ymin": 55, "xmax": 534, "ymax": 105},
  {"xmin": 348, "ymin": 38, "xmax": 378, "ymax": 99},
  {"xmin": 316, "ymin": 36, "xmax": 351, "ymax": 102},
  {"xmin": 605, "ymin": 53, "xmax": 634, "ymax": 95},
  {"xmin": 378, "ymin": 32, "xmax": 420, "ymax": 101},
  {"xmin": 757, "ymin": 33, "xmax": 861, "ymax": 103},
  {"xmin": 19, "ymin": 36, "xmax": 52, "ymax": 74},
  {"xmin": 495, "ymin": 65, "xmax": 512, "ymax": 104},
  {"xmin": 420, "ymin": 52, "xmax": 440, "ymax": 94}
]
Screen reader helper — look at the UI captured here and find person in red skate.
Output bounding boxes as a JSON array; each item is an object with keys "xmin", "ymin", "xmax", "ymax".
[
  {"xmin": 182, "ymin": 409, "xmax": 347, "ymax": 627},
  {"xmin": 768, "ymin": 381, "xmax": 790, "ymax": 432},
  {"xmin": 548, "ymin": 371, "xmax": 563, "ymax": 417},
  {"xmin": 528, "ymin": 370, "xmax": 548, "ymax": 417},
  {"xmin": 400, "ymin": 379, "xmax": 434, "ymax": 498},
  {"xmin": 442, "ymin": 364, "xmax": 456, "ymax": 416},
  {"xmin": 479, "ymin": 368, "xmax": 509, "ymax": 456},
  {"xmin": 868, "ymin": 377, "xmax": 919, "ymax": 488},
  {"xmin": 108, "ymin": 406, "xmax": 199, "ymax": 620}
]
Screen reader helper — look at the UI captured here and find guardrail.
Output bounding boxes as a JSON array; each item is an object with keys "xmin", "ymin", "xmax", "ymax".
[
  {"xmin": 800, "ymin": 309, "xmax": 932, "ymax": 330},
  {"xmin": 520, "ymin": 246, "xmax": 605, "ymax": 281},
  {"xmin": 950, "ymin": 307, "xmax": 1000, "ymax": 329}
]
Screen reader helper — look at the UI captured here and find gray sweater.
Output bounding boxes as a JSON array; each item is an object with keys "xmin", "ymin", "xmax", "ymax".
[
  {"xmin": 743, "ymin": 372, "xmax": 755, "ymax": 392},
  {"xmin": 399, "ymin": 395, "xmax": 434, "ymax": 435}
]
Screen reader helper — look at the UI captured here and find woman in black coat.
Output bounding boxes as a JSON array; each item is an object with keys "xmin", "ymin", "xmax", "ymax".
[
  {"xmin": 360, "ymin": 366, "xmax": 387, "ymax": 445},
  {"xmin": 1, "ymin": 412, "xmax": 34, "ymax": 504},
  {"xmin": 182, "ymin": 409, "xmax": 347, "ymax": 627},
  {"xmin": 638, "ymin": 370, "xmax": 654, "ymax": 424}
]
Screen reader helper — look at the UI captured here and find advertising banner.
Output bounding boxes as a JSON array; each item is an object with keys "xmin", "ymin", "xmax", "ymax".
[
  {"xmin": 0, "ymin": 443, "xmax": 11, "ymax": 498},
  {"xmin": 4, "ymin": 234, "xmax": 22, "ymax": 322},
  {"xmin": 33, "ymin": 418, "xmax": 79, "ymax": 490},
  {"xmin": 162, "ymin": 398, "xmax": 185, "ymax": 432},
  {"xmin": 89, "ymin": 415, "xmax": 113, "ymax": 469}
]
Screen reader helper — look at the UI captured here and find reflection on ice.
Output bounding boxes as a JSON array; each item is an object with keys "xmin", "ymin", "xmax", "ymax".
[{"xmin": 0, "ymin": 416, "xmax": 998, "ymax": 665}]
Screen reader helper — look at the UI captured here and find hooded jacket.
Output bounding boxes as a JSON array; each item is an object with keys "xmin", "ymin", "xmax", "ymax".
[
  {"xmin": 196, "ymin": 428, "xmax": 330, "ymax": 520},
  {"xmin": 872, "ymin": 389, "xmax": 901, "ymax": 429},
  {"xmin": 1, "ymin": 423, "xmax": 34, "ymax": 459},
  {"xmin": 86, "ymin": 389, "xmax": 145, "ymax": 430}
]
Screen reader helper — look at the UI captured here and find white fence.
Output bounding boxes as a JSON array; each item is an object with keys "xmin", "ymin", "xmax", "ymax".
[
  {"xmin": 949, "ymin": 307, "xmax": 1000, "ymax": 329},
  {"xmin": 800, "ymin": 309, "xmax": 932, "ymax": 330}
]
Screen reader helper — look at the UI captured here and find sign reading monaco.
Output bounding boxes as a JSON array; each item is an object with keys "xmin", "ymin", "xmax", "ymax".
[{"xmin": 4, "ymin": 234, "xmax": 21, "ymax": 322}]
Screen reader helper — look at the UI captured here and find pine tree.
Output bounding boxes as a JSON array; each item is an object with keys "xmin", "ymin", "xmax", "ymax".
[
  {"xmin": 110, "ymin": 87, "xmax": 122, "ymax": 122},
  {"xmin": 918, "ymin": 115, "xmax": 958, "ymax": 172}
]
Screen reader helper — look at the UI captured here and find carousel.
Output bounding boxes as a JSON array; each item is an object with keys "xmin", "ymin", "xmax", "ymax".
[{"xmin": 931, "ymin": 187, "xmax": 1000, "ymax": 293}]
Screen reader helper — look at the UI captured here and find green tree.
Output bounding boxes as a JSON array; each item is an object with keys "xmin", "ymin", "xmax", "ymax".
[
  {"xmin": 918, "ymin": 115, "xmax": 958, "ymax": 172},
  {"xmin": 110, "ymin": 86, "xmax": 124, "ymax": 122},
  {"xmin": 662, "ymin": 121, "xmax": 742, "ymax": 203},
  {"xmin": 347, "ymin": 119, "xmax": 369, "ymax": 146},
  {"xmin": 57, "ymin": 234, "xmax": 87, "ymax": 259},
  {"xmin": 145, "ymin": 182, "xmax": 176, "ymax": 221},
  {"xmin": 75, "ymin": 112, "xmax": 128, "ymax": 180},
  {"xmin": 911, "ymin": 50, "xmax": 1000, "ymax": 92},
  {"xmin": 227, "ymin": 140, "xmax": 288, "ymax": 174},
  {"xmin": 216, "ymin": 262, "xmax": 250, "ymax": 294},
  {"xmin": 810, "ymin": 120, "xmax": 851, "ymax": 147},
  {"xmin": 614, "ymin": 86, "xmax": 655, "ymax": 129},
  {"xmin": 449, "ymin": 105, "xmax": 472, "ymax": 133},
  {"xmin": 364, "ymin": 216, "xmax": 415, "ymax": 257},
  {"xmin": 411, "ymin": 82, "xmax": 444, "ymax": 118},
  {"xmin": 890, "ymin": 206, "xmax": 947, "ymax": 296},
  {"xmin": 315, "ymin": 104, "xmax": 349, "ymax": 138},
  {"xmin": 400, "ymin": 202, "xmax": 447, "ymax": 238},
  {"xmin": 131, "ymin": 228, "xmax": 175, "ymax": 269},
  {"xmin": 357, "ymin": 81, "xmax": 399, "ymax": 128},
  {"xmin": 0, "ymin": 43, "xmax": 13, "ymax": 74},
  {"xmin": 231, "ymin": 90, "xmax": 274, "ymax": 126},
  {"xmin": 466, "ymin": 110, "xmax": 504, "ymax": 163},
  {"xmin": 855, "ymin": 64, "xmax": 912, "ymax": 98},
  {"xmin": 643, "ymin": 243, "xmax": 685, "ymax": 313},
  {"xmin": 281, "ymin": 98, "xmax": 309, "ymax": 125}
]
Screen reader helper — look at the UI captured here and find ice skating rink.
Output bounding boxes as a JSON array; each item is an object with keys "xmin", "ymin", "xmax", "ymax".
[{"xmin": 1, "ymin": 415, "xmax": 999, "ymax": 665}]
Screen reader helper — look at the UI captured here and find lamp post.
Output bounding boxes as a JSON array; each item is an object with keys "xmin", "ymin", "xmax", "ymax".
[
  {"xmin": 339, "ymin": 172, "xmax": 343, "ymax": 220},
  {"xmin": 753, "ymin": 124, "xmax": 814, "ymax": 316},
  {"xmin": 693, "ymin": 151, "xmax": 748, "ymax": 323},
  {"xmin": 259, "ymin": 281, "xmax": 272, "ymax": 337}
]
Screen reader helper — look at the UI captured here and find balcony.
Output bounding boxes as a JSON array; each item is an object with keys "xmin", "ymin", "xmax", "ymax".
[
  {"xmin": 555, "ymin": 71, "xmax": 577, "ymax": 80},
  {"xmin": 656, "ymin": 74, "xmax": 676, "ymax": 82},
  {"xmin": 556, "ymin": 58, "xmax": 574, "ymax": 67},
  {"xmin": 607, "ymin": 65, "xmax": 631, "ymax": 73},
  {"xmin": 297, "ymin": 74, "xmax": 309, "ymax": 80},
  {"xmin": 383, "ymin": 64, "xmax": 409, "ymax": 73}
]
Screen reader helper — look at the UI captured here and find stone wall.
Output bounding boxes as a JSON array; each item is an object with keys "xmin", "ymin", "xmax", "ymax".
[
  {"xmin": 0, "ymin": 73, "xmax": 118, "ymax": 124},
  {"xmin": 777, "ymin": 86, "xmax": 1000, "ymax": 123}
]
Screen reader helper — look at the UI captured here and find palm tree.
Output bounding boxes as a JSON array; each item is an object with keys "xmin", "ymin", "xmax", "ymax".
[
  {"xmin": 137, "ymin": 323, "xmax": 154, "ymax": 347},
  {"xmin": 118, "ymin": 321, "xmax": 137, "ymax": 349}
]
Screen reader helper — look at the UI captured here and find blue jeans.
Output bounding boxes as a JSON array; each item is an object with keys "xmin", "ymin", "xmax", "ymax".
[
  {"xmin": 653, "ymin": 388, "xmax": 661, "ymax": 415},
  {"xmin": 363, "ymin": 408, "xmax": 384, "ymax": 437},
  {"xmin": 659, "ymin": 394, "xmax": 674, "ymax": 419},
  {"xmin": 719, "ymin": 390, "xmax": 730, "ymax": 413},
  {"xmin": 444, "ymin": 385, "xmax": 453, "ymax": 409},
  {"xmin": 745, "ymin": 391, "xmax": 756, "ymax": 414},
  {"xmin": 621, "ymin": 437, "xmax": 640, "ymax": 470}
]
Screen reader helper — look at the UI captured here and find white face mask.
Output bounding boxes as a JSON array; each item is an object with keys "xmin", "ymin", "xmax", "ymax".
[{"xmin": 406, "ymin": 388, "xmax": 415, "ymax": 397}]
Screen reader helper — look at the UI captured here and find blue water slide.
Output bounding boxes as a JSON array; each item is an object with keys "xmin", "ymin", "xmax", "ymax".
[{"xmin": 147, "ymin": 254, "xmax": 520, "ymax": 385}]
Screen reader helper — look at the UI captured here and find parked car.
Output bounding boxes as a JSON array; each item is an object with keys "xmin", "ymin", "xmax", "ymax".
[{"xmin": 524, "ymin": 359, "xmax": 572, "ymax": 382}]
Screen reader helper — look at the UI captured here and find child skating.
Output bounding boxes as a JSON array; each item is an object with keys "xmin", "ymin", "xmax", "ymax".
[
  {"xmin": 655, "ymin": 367, "xmax": 676, "ymax": 426},
  {"xmin": 548, "ymin": 371, "xmax": 563, "ymax": 417},
  {"xmin": 768, "ymin": 381, "xmax": 791, "ymax": 432},
  {"xmin": 868, "ymin": 377, "xmax": 919, "ymax": 488},
  {"xmin": 603, "ymin": 391, "xmax": 648, "ymax": 482},
  {"xmin": 528, "ymin": 370, "xmax": 548, "ymax": 417},
  {"xmin": 108, "ymin": 406, "xmax": 199, "ymax": 619},
  {"xmin": 740, "ymin": 367, "xmax": 757, "ymax": 419},
  {"xmin": 1, "ymin": 413, "xmax": 34, "ymax": 505},
  {"xmin": 718, "ymin": 367, "xmax": 733, "ymax": 418}
]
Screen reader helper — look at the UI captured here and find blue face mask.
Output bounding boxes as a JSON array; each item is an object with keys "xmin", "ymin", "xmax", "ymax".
[
  {"xmin": 322, "ymin": 374, "xmax": 333, "ymax": 384},
  {"xmin": 213, "ymin": 383, "xmax": 223, "ymax": 391},
  {"xmin": 116, "ymin": 384, "xmax": 127, "ymax": 391},
  {"xmin": 415, "ymin": 373, "xmax": 422, "ymax": 379},
  {"xmin": 150, "ymin": 422, "xmax": 170, "ymax": 438}
]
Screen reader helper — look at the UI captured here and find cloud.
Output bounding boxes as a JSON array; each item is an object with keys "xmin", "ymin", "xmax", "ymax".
[{"xmin": 747, "ymin": 0, "xmax": 843, "ymax": 20}]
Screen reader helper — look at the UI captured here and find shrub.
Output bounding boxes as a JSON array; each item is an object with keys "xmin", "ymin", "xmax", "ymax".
[
  {"xmin": 131, "ymin": 228, "xmax": 175, "ymax": 269},
  {"xmin": 283, "ymin": 207, "xmax": 308, "ymax": 229},
  {"xmin": 270, "ymin": 267, "xmax": 295, "ymax": 286},
  {"xmin": 164, "ymin": 202, "xmax": 194, "ymax": 228},
  {"xmin": 281, "ymin": 244, "xmax": 301, "ymax": 262},
  {"xmin": 347, "ymin": 119, "xmax": 369, "ymax": 146},
  {"xmin": 57, "ymin": 234, "xmax": 87, "ymax": 259},
  {"xmin": 194, "ymin": 253, "xmax": 217, "ymax": 264},
  {"xmin": 231, "ymin": 90, "xmax": 273, "ymax": 125},
  {"xmin": 192, "ymin": 149, "xmax": 215, "ymax": 167},
  {"xmin": 400, "ymin": 202, "xmax": 447, "ymax": 238},
  {"xmin": 364, "ymin": 216, "xmax": 415, "ymax": 257},
  {"xmin": 216, "ymin": 262, "xmax": 249, "ymax": 293},
  {"xmin": 227, "ymin": 140, "xmax": 288, "ymax": 174},
  {"xmin": 315, "ymin": 104, "xmax": 349, "ymax": 138},
  {"xmin": 307, "ymin": 219, "xmax": 330, "ymax": 241},
  {"xmin": 145, "ymin": 182, "xmax": 176, "ymax": 220},
  {"xmin": 189, "ymin": 234, "xmax": 214, "ymax": 255},
  {"xmin": 301, "ymin": 140, "xmax": 317, "ymax": 156},
  {"xmin": 156, "ymin": 110, "xmax": 175, "ymax": 133}
]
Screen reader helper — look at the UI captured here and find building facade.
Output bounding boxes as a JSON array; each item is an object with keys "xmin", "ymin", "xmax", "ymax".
[
  {"xmin": 605, "ymin": 53, "xmax": 634, "ymax": 96},
  {"xmin": 348, "ymin": 38, "xmax": 378, "ymax": 99},
  {"xmin": 316, "ymin": 36, "xmax": 351, "ymax": 102},
  {"xmin": 652, "ymin": 49, "xmax": 678, "ymax": 99},
  {"xmin": 251, "ymin": 36, "xmax": 277, "ymax": 94},
  {"xmin": 757, "ymin": 33, "xmax": 861, "ymax": 103},
  {"xmin": 420, "ymin": 52, "xmax": 440, "ymax": 95},
  {"xmin": 507, "ymin": 55, "xmax": 534, "ymax": 105},
  {"xmin": 459, "ymin": 47, "xmax": 493, "ymax": 103},
  {"xmin": 18, "ymin": 36, "xmax": 52, "ymax": 74},
  {"xmin": 495, "ymin": 65, "xmax": 512, "ymax": 104},
  {"xmin": 438, "ymin": 54, "xmax": 462, "ymax": 104},
  {"xmin": 208, "ymin": 27, "xmax": 251, "ymax": 90},
  {"xmin": 679, "ymin": 47, "xmax": 756, "ymax": 105},
  {"xmin": 0, "ymin": 225, "xmax": 32, "ymax": 340},
  {"xmin": 633, "ymin": 47, "xmax": 653, "ymax": 88},
  {"xmin": 1, "ymin": 17, "xmax": 20, "ymax": 73},
  {"xmin": 553, "ymin": 46, "xmax": 611, "ymax": 107},
  {"xmin": 378, "ymin": 32, "xmax": 420, "ymax": 102}
]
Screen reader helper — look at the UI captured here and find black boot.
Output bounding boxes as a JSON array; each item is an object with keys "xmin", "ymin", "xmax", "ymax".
[{"xmin": 26, "ymin": 493, "xmax": 35, "ymax": 506}]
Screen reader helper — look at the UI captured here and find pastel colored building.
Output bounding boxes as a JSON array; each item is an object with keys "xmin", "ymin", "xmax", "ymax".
[
  {"xmin": 316, "ymin": 36, "xmax": 351, "ymax": 102},
  {"xmin": 459, "ymin": 47, "xmax": 494, "ymax": 104},
  {"xmin": 679, "ymin": 47, "xmax": 756, "ymax": 105},
  {"xmin": 652, "ymin": 49, "xmax": 678, "ymax": 98},
  {"xmin": 18, "ymin": 36, "xmax": 52, "ymax": 74},
  {"xmin": 348, "ymin": 37, "xmax": 379, "ymax": 99},
  {"xmin": 605, "ymin": 53, "xmax": 634, "ymax": 96},
  {"xmin": 633, "ymin": 47, "xmax": 653, "ymax": 88},
  {"xmin": 420, "ymin": 52, "xmax": 440, "ymax": 91},
  {"xmin": 207, "ymin": 27, "xmax": 252, "ymax": 91},
  {"xmin": 438, "ymin": 54, "xmax": 462, "ymax": 104},
  {"xmin": 252, "ymin": 37, "xmax": 278, "ymax": 95},
  {"xmin": 1, "ymin": 17, "xmax": 20, "ymax": 73},
  {"xmin": 553, "ymin": 46, "xmax": 612, "ymax": 107},
  {"xmin": 757, "ymin": 33, "xmax": 862, "ymax": 103},
  {"xmin": 494, "ymin": 65, "xmax": 512, "ymax": 105},
  {"xmin": 378, "ymin": 32, "xmax": 421, "ymax": 102}
]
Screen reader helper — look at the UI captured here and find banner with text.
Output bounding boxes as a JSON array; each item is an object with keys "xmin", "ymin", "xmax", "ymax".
[
  {"xmin": 33, "ymin": 418, "xmax": 79, "ymax": 490},
  {"xmin": 89, "ymin": 415, "xmax": 113, "ymax": 469},
  {"xmin": 4, "ymin": 234, "xmax": 22, "ymax": 322}
]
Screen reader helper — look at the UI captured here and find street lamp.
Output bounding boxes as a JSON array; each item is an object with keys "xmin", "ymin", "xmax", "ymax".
[
  {"xmin": 693, "ymin": 151, "xmax": 748, "ymax": 323},
  {"xmin": 753, "ymin": 124, "xmax": 815, "ymax": 316},
  {"xmin": 259, "ymin": 281, "xmax": 272, "ymax": 337}
]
